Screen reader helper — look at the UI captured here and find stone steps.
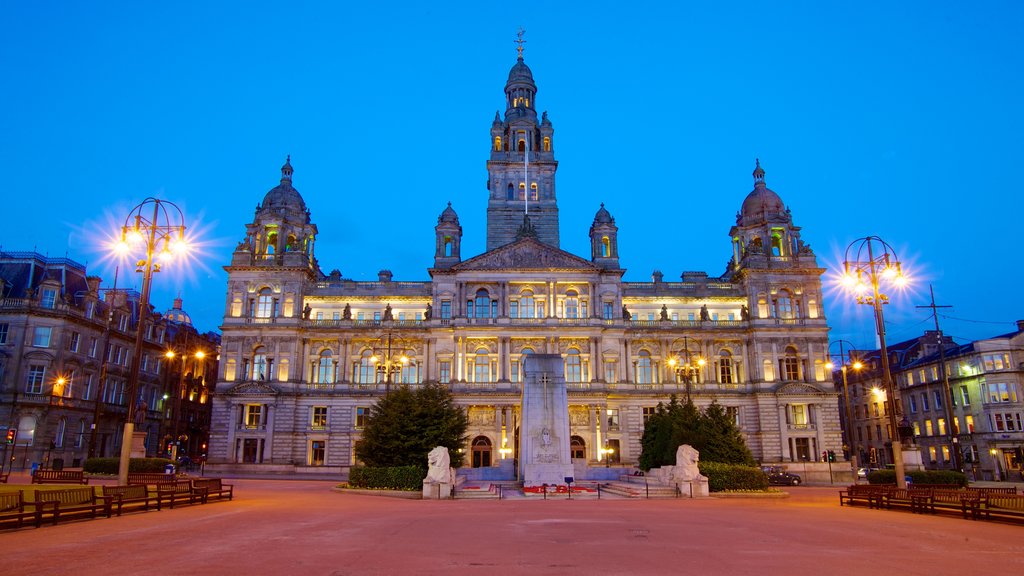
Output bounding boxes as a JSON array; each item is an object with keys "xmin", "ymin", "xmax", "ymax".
[
  {"xmin": 599, "ymin": 481, "xmax": 680, "ymax": 499},
  {"xmin": 454, "ymin": 483, "xmax": 501, "ymax": 499}
]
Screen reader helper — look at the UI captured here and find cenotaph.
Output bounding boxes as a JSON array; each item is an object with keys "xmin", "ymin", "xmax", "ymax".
[{"xmin": 519, "ymin": 354, "xmax": 574, "ymax": 487}]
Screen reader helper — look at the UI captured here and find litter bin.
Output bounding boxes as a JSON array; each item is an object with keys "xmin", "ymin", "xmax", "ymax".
[
  {"xmin": 30, "ymin": 462, "xmax": 39, "ymax": 476},
  {"xmin": 164, "ymin": 463, "xmax": 176, "ymax": 475},
  {"xmin": 53, "ymin": 458, "xmax": 64, "ymax": 471}
]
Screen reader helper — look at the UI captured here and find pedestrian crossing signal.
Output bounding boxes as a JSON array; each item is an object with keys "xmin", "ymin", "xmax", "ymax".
[{"xmin": 5, "ymin": 428, "xmax": 15, "ymax": 445}]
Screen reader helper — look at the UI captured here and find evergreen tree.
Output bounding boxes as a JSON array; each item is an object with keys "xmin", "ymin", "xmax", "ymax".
[
  {"xmin": 354, "ymin": 382, "xmax": 469, "ymax": 468},
  {"xmin": 639, "ymin": 396, "xmax": 755, "ymax": 469}
]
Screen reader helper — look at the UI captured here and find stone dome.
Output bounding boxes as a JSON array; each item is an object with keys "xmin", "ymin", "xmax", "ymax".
[
  {"xmin": 507, "ymin": 58, "xmax": 535, "ymax": 86},
  {"xmin": 165, "ymin": 296, "xmax": 192, "ymax": 326},
  {"xmin": 438, "ymin": 201, "xmax": 460, "ymax": 224},
  {"xmin": 261, "ymin": 156, "xmax": 307, "ymax": 215},
  {"xmin": 593, "ymin": 203, "xmax": 614, "ymax": 224},
  {"xmin": 739, "ymin": 160, "xmax": 786, "ymax": 225}
]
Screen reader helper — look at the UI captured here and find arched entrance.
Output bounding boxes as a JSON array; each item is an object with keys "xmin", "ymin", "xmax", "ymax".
[
  {"xmin": 471, "ymin": 435, "xmax": 492, "ymax": 468},
  {"xmin": 570, "ymin": 435, "xmax": 586, "ymax": 459}
]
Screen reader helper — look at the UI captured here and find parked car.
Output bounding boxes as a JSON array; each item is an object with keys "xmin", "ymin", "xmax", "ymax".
[{"xmin": 761, "ymin": 466, "xmax": 802, "ymax": 486}]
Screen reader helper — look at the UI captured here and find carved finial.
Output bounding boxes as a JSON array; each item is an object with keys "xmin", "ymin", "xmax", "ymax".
[
  {"xmin": 753, "ymin": 158, "xmax": 765, "ymax": 185},
  {"xmin": 515, "ymin": 28, "xmax": 526, "ymax": 60}
]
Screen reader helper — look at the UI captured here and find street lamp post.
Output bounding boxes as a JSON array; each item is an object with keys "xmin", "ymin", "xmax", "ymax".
[
  {"xmin": 826, "ymin": 340, "xmax": 863, "ymax": 476},
  {"xmin": 667, "ymin": 335, "xmax": 705, "ymax": 404},
  {"xmin": 842, "ymin": 236, "xmax": 909, "ymax": 489},
  {"xmin": 113, "ymin": 198, "xmax": 188, "ymax": 486},
  {"xmin": 371, "ymin": 331, "xmax": 408, "ymax": 395}
]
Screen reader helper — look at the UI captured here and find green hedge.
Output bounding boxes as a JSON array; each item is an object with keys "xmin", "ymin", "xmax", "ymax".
[
  {"xmin": 698, "ymin": 462, "xmax": 770, "ymax": 492},
  {"xmin": 867, "ymin": 469, "xmax": 968, "ymax": 487},
  {"xmin": 83, "ymin": 457, "xmax": 175, "ymax": 475},
  {"xmin": 348, "ymin": 466, "xmax": 424, "ymax": 491}
]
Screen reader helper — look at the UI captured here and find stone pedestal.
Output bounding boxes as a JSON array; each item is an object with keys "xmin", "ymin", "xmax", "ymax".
[
  {"xmin": 902, "ymin": 446, "xmax": 924, "ymax": 471},
  {"xmin": 130, "ymin": 431, "xmax": 147, "ymax": 458},
  {"xmin": 422, "ymin": 481, "xmax": 453, "ymax": 500},
  {"xmin": 688, "ymin": 479, "xmax": 710, "ymax": 498},
  {"xmin": 520, "ymin": 354, "xmax": 574, "ymax": 487}
]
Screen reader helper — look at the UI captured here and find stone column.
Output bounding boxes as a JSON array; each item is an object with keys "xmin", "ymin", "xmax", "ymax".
[
  {"xmin": 813, "ymin": 403, "xmax": 825, "ymax": 457},
  {"xmin": 340, "ymin": 338, "xmax": 349, "ymax": 383},
  {"xmin": 264, "ymin": 404, "xmax": 275, "ymax": 463},
  {"xmin": 589, "ymin": 404, "xmax": 599, "ymax": 461},
  {"xmin": 226, "ymin": 403, "xmax": 239, "ymax": 463},
  {"xmin": 778, "ymin": 404, "xmax": 790, "ymax": 461}
]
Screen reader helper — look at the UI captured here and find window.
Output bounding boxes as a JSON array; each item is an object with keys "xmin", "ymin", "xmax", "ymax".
[
  {"xmin": 635, "ymin": 351, "xmax": 652, "ymax": 384},
  {"xmin": 982, "ymin": 353, "xmax": 1011, "ymax": 371},
  {"xmin": 606, "ymin": 408, "xmax": 619, "ymax": 430},
  {"xmin": 309, "ymin": 440, "xmax": 326, "ymax": 466},
  {"xmin": 26, "ymin": 365, "xmax": 45, "ymax": 394},
  {"xmin": 642, "ymin": 406, "xmax": 656, "ymax": 425},
  {"xmin": 775, "ymin": 290, "xmax": 794, "ymax": 319},
  {"xmin": 603, "ymin": 302, "xmax": 613, "ymax": 320},
  {"xmin": 604, "ymin": 361, "xmax": 616, "ymax": 383},
  {"xmin": 520, "ymin": 291, "xmax": 536, "ymax": 318},
  {"xmin": 88, "ymin": 338, "xmax": 97, "ymax": 357},
  {"xmin": 356, "ymin": 350, "xmax": 375, "ymax": 384},
  {"xmin": 316, "ymin": 351, "xmax": 334, "ymax": 384},
  {"xmin": 75, "ymin": 419, "xmax": 85, "ymax": 448},
  {"xmin": 244, "ymin": 405, "xmax": 263, "ymax": 429},
  {"xmin": 438, "ymin": 361, "xmax": 451, "ymax": 384},
  {"xmin": 255, "ymin": 288, "xmax": 276, "ymax": 318},
  {"xmin": 440, "ymin": 300, "xmax": 451, "ymax": 319},
  {"xmin": 355, "ymin": 407, "xmax": 370, "ymax": 429},
  {"xmin": 118, "ymin": 314, "xmax": 128, "ymax": 331},
  {"xmin": 65, "ymin": 331, "xmax": 80, "ymax": 353},
  {"xmin": 960, "ymin": 385, "xmax": 970, "ymax": 406},
  {"xmin": 933, "ymin": 390, "xmax": 943, "ymax": 409},
  {"xmin": 570, "ymin": 436, "xmax": 586, "ymax": 459},
  {"xmin": 912, "ymin": 421, "xmax": 921, "ymax": 436},
  {"xmin": 32, "ymin": 327, "xmax": 52, "ymax": 348},
  {"xmin": 872, "ymin": 402, "xmax": 880, "ymax": 417},
  {"xmin": 984, "ymin": 382, "xmax": 1018, "ymax": 403},
  {"xmin": 471, "ymin": 348, "xmax": 492, "ymax": 383},
  {"xmin": 41, "ymin": 288, "xmax": 57, "ymax": 309},
  {"xmin": 83, "ymin": 373, "xmax": 94, "ymax": 400},
  {"xmin": 473, "ymin": 289, "xmax": 491, "ymax": 318},
  {"xmin": 909, "ymin": 395, "xmax": 917, "ymax": 413},
  {"xmin": 937, "ymin": 418, "xmax": 946, "ymax": 435},
  {"xmin": 781, "ymin": 346, "xmax": 800, "ymax": 380},
  {"xmin": 252, "ymin": 347, "xmax": 269, "ymax": 381},
  {"xmin": 965, "ymin": 415, "xmax": 975, "ymax": 433},
  {"xmin": 921, "ymin": 393, "xmax": 929, "ymax": 411},
  {"xmin": 565, "ymin": 349, "xmax": 582, "ymax": 383},
  {"xmin": 789, "ymin": 404, "xmax": 809, "ymax": 426},
  {"xmin": 564, "ymin": 291, "xmax": 579, "ymax": 319},
  {"xmin": 0, "ymin": 323, "xmax": 9, "ymax": 344},
  {"xmin": 718, "ymin": 351, "xmax": 734, "ymax": 384},
  {"xmin": 925, "ymin": 420, "xmax": 933, "ymax": 436},
  {"xmin": 928, "ymin": 446, "xmax": 937, "ymax": 463},
  {"xmin": 726, "ymin": 406, "xmax": 740, "ymax": 426},
  {"xmin": 311, "ymin": 406, "xmax": 328, "ymax": 430},
  {"xmin": 55, "ymin": 418, "xmax": 66, "ymax": 447}
]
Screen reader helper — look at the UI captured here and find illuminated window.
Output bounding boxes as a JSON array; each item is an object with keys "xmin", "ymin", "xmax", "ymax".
[
  {"xmin": 718, "ymin": 351, "xmax": 734, "ymax": 384},
  {"xmin": 245, "ymin": 405, "xmax": 263, "ymax": 429},
  {"xmin": 564, "ymin": 290, "xmax": 579, "ymax": 319},
  {"xmin": 494, "ymin": 136, "xmax": 501, "ymax": 151},
  {"xmin": 252, "ymin": 347, "xmax": 268, "ymax": 381},
  {"xmin": 518, "ymin": 139, "xmax": 525, "ymax": 152},
  {"xmin": 309, "ymin": 440, "xmax": 326, "ymax": 466},
  {"xmin": 311, "ymin": 406, "xmax": 328, "ymax": 430},
  {"xmin": 471, "ymin": 348, "xmax": 492, "ymax": 383},
  {"xmin": 604, "ymin": 360, "xmax": 616, "ymax": 382},
  {"xmin": 565, "ymin": 349, "xmax": 582, "ymax": 382},
  {"xmin": 316, "ymin": 350, "xmax": 334, "ymax": 384},
  {"xmin": 606, "ymin": 408, "xmax": 620, "ymax": 430},
  {"xmin": 530, "ymin": 183, "xmax": 538, "ymax": 200},
  {"xmin": 355, "ymin": 407, "xmax": 370, "ymax": 428},
  {"xmin": 255, "ymin": 288, "xmax": 276, "ymax": 318},
  {"xmin": 789, "ymin": 404, "xmax": 809, "ymax": 426},
  {"xmin": 570, "ymin": 436, "xmax": 586, "ymax": 459},
  {"xmin": 520, "ymin": 291, "xmax": 536, "ymax": 318},
  {"xmin": 543, "ymin": 136, "xmax": 551, "ymax": 152},
  {"xmin": 601, "ymin": 236, "xmax": 611, "ymax": 257},
  {"xmin": 355, "ymin": 350, "xmax": 375, "ymax": 384},
  {"xmin": 781, "ymin": 346, "xmax": 800, "ymax": 380},
  {"xmin": 635, "ymin": 351, "xmax": 653, "ymax": 384},
  {"xmin": 643, "ymin": 406, "xmax": 656, "ymax": 425},
  {"xmin": 775, "ymin": 290, "xmax": 794, "ymax": 319}
]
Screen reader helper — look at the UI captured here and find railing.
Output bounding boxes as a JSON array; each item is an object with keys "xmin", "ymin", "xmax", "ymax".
[{"xmin": 245, "ymin": 317, "xmax": 276, "ymax": 325}]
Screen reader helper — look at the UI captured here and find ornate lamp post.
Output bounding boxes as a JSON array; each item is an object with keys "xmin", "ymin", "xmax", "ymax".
[
  {"xmin": 841, "ymin": 236, "xmax": 909, "ymax": 488},
  {"xmin": 371, "ymin": 331, "xmax": 408, "ymax": 395},
  {"xmin": 113, "ymin": 198, "xmax": 188, "ymax": 485},
  {"xmin": 667, "ymin": 335, "xmax": 705, "ymax": 403},
  {"xmin": 825, "ymin": 340, "xmax": 863, "ymax": 475}
]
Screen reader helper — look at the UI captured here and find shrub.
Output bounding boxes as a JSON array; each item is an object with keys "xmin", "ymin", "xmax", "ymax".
[
  {"xmin": 348, "ymin": 466, "xmax": 424, "ymax": 491},
  {"xmin": 867, "ymin": 469, "xmax": 967, "ymax": 487},
  {"xmin": 83, "ymin": 457, "xmax": 175, "ymax": 475},
  {"xmin": 639, "ymin": 397, "xmax": 756, "ymax": 470},
  {"xmin": 698, "ymin": 462, "xmax": 770, "ymax": 492}
]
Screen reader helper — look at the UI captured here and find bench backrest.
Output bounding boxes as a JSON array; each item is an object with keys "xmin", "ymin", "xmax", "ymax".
[
  {"xmin": 193, "ymin": 478, "xmax": 223, "ymax": 490},
  {"xmin": 35, "ymin": 470, "xmax": 84, "ymax": 481},
  {"xmin": 103, "ymin": 485, "xmax": 149, "ymax": 499},
  {"xmin": 0, "ymin": 491, "xmax": 24, "ymax": 512},
  {"xmin": 157, "ymin": 481, "xmax": 193, "ymax": 494},
  {"xmin": 128, "ymin": 473, "xmax": 175, "ymax": 484},
  {"xmin": 39, "ymin": 487, "xmax": 96, "ymax": 506},
  {"xmin": 985, "ymin": 494, "xmax": 1024, "ymax": 509}
]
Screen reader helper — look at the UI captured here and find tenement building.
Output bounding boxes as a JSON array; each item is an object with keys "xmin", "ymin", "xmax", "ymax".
[
  {"xmin": 208, "ymin": 51, "xmax": 841, "ymax": 475},
  {"xmin": 0, "ymin": 250, "xmax": 218, "ymax": 469},
  {"xmin": 842, "ymin": 324, "xmax": 1024, "ymax": 481}
]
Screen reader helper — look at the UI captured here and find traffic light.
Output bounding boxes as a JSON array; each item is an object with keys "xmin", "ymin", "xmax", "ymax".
[
  {"xmin": 5, "ymin": 428, "xmax": 16, "ymax": 445},
  {"xmin": 827, "ymin": 450, "xmax": 836, "ymax": 463},
  {"xmin": 822, "ymin": 451, "xmax": 828, "ymax": 462}
]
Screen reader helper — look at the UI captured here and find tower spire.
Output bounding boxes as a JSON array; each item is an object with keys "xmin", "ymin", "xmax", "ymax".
[{"xmin": 515, "ymin": 27, "xmax": 526, "ymax": 60}]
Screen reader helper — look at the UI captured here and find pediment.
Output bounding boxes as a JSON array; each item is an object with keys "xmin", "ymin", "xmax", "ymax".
[
  {"xmin": 227, "ymin": 381, "xmax": 279, "ymax": 396},
  {"xmin": 774, "ymin": 382, "xmax": 827, "ymax": 396},
  {"xmin": 453, "ymin": 238, "xmax": 598, "ymax": 272}
]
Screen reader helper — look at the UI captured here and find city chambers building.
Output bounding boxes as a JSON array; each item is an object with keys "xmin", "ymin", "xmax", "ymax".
[{"xmin": 207, "ymin": 51, "xmax": 842, "ymax": 476}]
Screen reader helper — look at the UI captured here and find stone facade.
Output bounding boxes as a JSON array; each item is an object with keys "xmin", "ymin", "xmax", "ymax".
[{"xmin": 207, "ymin": 53, "xmax": 841, "ymax": 476}]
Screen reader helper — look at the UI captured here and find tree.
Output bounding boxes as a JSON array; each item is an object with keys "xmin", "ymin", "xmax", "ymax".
[
  {"xmin": 638, "ymin": 396, "xmax": 755, "ymax": 469},
  {"xmin": 354, "ymin": 382, "xmax": 469, "ymax": 468}
]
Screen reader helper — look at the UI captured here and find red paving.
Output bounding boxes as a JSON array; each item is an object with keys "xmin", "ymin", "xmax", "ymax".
[{"xmin": 5, "ymin": 478, "xmax": 1024, "ymax": 576}]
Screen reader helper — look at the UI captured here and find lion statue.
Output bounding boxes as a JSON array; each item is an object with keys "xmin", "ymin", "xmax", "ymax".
[
  {"xmin": 674, "ymin": 444, "xmax": 707, "ymax": 483},
  {"xmin": 425, "ymin": 446, "xmax": 452, "ymax": 484}
]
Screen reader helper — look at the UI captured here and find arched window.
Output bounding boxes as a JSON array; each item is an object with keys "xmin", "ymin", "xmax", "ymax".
[
  {"xmin": 564, "ymin": 290, "xmax": 579, "ymax": 319},
  {"xmin": 636, "ymin": 350, "xmax": 653, "ymax": 384},
  {"xmin": 252, "ymin": 347, "xmax": 268, "ymax": 381},
  {"xmin": 512, "ymin": 347, "xmax": 533, "ymax": 383},
  {"xmin": 521, "ymin": 291, "xmax": 535, "ymax": 319},
  {"xmin": 55, "ymin": 417, "xmax": 66, "ymax": 448},
  {"xmin": 255, "ymin": 288, "xmax": 275, "ymax": 318},
  {"xmin": 530, "ymin": 183, "xmax": 538, "ymax": 200},
  {"xmin": 472, "ymin": 348, "xmax": 491, "ymax": 383},
  {"xmin": 316, "ymin": 350, "xmax": 334, "ymax": 384},
  {"xmin": 570, "ymin": 435, "xmax": 586, "ymax": 459},
  {"xmin": 771, "ymin": 232, "xmax": 783, "ymax": 256},
  {"xmin": 518, "ymin": 139, "xmax": 526, "ymax": 152},
  {"xmin": 75, "ymin": 418, "xmax": 86, "ymax": 448},
  {"xmin": 444, "ymin": 236, "xmax": 453, "ymax": 257},
  {"xmin": 506, "ymin": 182, "xmax": 515, "ymax": 200},
  {"xmin": 601, "ymin": 236, "xmax": 611, "ymax": 257},
  {"xmin": 719, "ymin": 350, "xmax": 734, "ymax": 384},
  {"xmin": 472, "ymin": 436, "xmax": 492, "ymax": 468},
  {"xmin": 543, "ymin": 137, "xmax": 551, "ymax": 152},
  {"xmin": 285, "ymin": 234, "xmax": 297, "ymax": 252},
  {"xmin": 781, "ymin": 346, "xmax": 800, "ymax": 380},
  {"xmin": 775, "ymin": 290, "xmax": 794, "ymax": 319},
  {"xmin": 494, "ymin": 136, "xmax": 502, "ymax": 151},
  {"xmin": 474, "ymin": 289, "xmax": 491, "ymax": 319},
  {"xmin": 518, "ymin": 182, "xmax": 526, "ymax": 200},
  {"xmin": 399, "ymin": 358, "xmax": 418, "ymax": 384},
  {"xmin": 356, "ymin": 350, "xmax": 376, "ymax": 384},
  {"xmin": 565, "ymin": 349, "xmax": 582, "ymax": 382}
]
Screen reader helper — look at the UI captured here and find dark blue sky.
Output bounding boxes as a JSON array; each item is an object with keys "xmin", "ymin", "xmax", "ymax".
[{"xmin": 3, "ymin": 2, "xmax": 1022, "ymax": 350}]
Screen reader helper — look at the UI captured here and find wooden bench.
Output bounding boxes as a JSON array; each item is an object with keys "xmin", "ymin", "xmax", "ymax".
[
  {"xmin": 839, "ymin": 485, "xmax": 886, "ymax": 508},
  {"xmin": 0, "ymin": 471, "xmax": 9, "ymax": 484},
  {"xmin": 880, "ymin": 488, "xmax": 920, "ymax": 512},
  {"xmin": 192, "ymin": 478, "xmax": 233, "ymax": 501},
  {"xmin": 0, "ymin": 491, "xmax": 39, "ymax": 529},
  {"xmin": 157, "ymin": 480, "xmax": 207, "ymax": 510},
  {"xmin": 103, "ymin": 485, "xmax": 156, "ymax": 516},
  {"xmin": 33, "ymin": 487, "xmax": 112, "ymax": 525},
  {"xmin": 978, "ymin": 493, "xmax": 1024, "ymax": 522},
  {"xmin": 32, "ymin": 470, "xmax": 88, "ymax": 485},
  {"xmin": 127, "ymin": 472, "xmax": 176, "ymax": 487}
]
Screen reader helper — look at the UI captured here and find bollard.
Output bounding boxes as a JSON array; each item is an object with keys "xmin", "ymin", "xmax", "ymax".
[{"xmin": 645, "ymin": 477, "xmax": 649, "ymax": 499}]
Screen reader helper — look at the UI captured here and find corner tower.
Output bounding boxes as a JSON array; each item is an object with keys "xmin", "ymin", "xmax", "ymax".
[{"xmin": 486, "ymin": 38, "xmax": 559, "ymax": 250}]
